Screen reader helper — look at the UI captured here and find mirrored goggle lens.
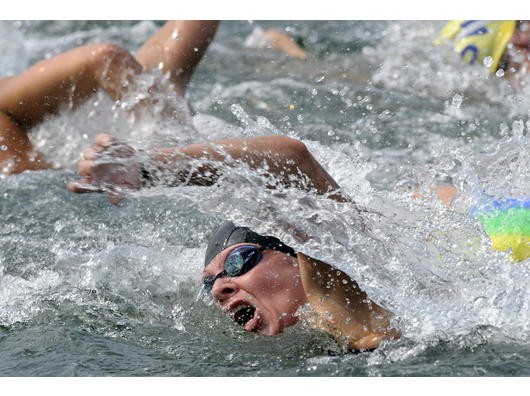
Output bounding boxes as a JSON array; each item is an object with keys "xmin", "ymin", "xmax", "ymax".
[
  {"xmin": 202, "ymin": 246, "xmax": 263, "ymax": 293},
  {"xmin": 224, "ymin": 246, "xmax": 262, "ymax": 276}
]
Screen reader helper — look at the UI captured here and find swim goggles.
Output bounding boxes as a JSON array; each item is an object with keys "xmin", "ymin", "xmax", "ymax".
[{"xmin": 202, "ymin": 245, "xmax": 266, "ymax": 294}]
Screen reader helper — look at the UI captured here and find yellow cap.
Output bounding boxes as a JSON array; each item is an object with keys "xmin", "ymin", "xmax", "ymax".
[{"xmin": 435, "ymin": 20, "xmax": 516, "ymax": 73}]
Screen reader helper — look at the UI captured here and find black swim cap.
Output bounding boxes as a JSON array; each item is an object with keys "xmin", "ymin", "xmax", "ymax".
[{"xmin": 204, "ymin": 221, "xmax": 296, "ymax": 266}]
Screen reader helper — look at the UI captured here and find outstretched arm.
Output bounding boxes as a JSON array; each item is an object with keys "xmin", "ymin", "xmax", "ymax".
[
  {"xmin": 67, "ymin": 134, "xmax": 348, "ymax": 202},
  {"xmin": 0, "ymin": 20, "xmax": 217, "ymax": 176},
  {"xmin": 0, "ymin": 43, "xmax": 143, "ymax": 174},
  {"xmin": 0, "ymin": 44, "xmax": 142, "ymax": 131}
]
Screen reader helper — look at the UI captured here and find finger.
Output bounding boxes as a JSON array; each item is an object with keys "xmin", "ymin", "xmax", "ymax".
[
  {"xmin": 95, "ymin": 133, "xmax": 117, "ymax": 148},
  {"xmin": 107, "ymin": 192, "xmax": 125, "ymax": 205},
  {"xmin": 66, "ymin": 179, "xmax": 103, "ymax": 194},
  {"xmin": 77, "ymin": 159, "xmax": 95, "ymax": 176},
  {"xmin": 82, "ymin": 146, "xmax": 101, "ymax": 160}
]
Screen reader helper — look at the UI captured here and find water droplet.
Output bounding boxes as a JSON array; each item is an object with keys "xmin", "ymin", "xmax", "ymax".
[
  {"xmin": 495, "ymin": 68, "xmax": 505, "ymax": 77},
  {"xmin": 0, "ymin": 145, "xmax": 8, "ymax": 151},
  {"xmin": 512, "ymin": 119, "xmax": 525, "ymax": 136},
  {"xmin": 451, "ymin": 94, "xmax": 463, "ymax": 109},
  {"xmin": 483, "ymin": 56, "xmax": 493, "ymax": 68}
]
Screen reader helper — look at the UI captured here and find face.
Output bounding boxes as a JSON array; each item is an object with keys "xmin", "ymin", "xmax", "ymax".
[{"xmin": 203, "ymin": 243, "xmax": 308, "ymax": 336}]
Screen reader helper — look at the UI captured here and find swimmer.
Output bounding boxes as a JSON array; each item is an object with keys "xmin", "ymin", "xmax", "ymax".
[
  {"xmin": 435, "ymin": 20, "xmax": 530, "ymax": 85},
  {"xmin": 0, "ymin": 20, "xmax": 219, "ymax": 174},
  {"xmin": 415, "ymin": 186, "xmax": 529, "ymax": 263},
  {"xmin": 68, "ymin": 132, "xmax": 528, "ymax": 349},
  {"xmin": 471, "ymin": 198, "xmax": 530, "ymax": 262},
  {"xmin": 68, "ymin": 133, "xmax": 400, "ymax": 351}
]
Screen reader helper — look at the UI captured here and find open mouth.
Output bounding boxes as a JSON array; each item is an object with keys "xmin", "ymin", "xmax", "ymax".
[{"xmin": 232, "ymin": 304, "xmax": 256, "ymax": 327}]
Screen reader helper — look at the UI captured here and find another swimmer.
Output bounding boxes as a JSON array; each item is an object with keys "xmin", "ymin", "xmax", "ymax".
[
  {"xmin": 471, "ymin": 198, "xmax": 530, "ymax": 262},
  {"xmin": 0, "ymin": 20, "xmax": 218, "ymax": 174},
  {"xmin": 435, "ymin": 20, "xmax": 530, "ymax": 85},
  {"xmin": 417, "ymin": 186, "xmax": 529, "ymax": 263}
]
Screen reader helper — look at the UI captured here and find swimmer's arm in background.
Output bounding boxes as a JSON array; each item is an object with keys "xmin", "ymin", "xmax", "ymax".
[
  {"xmin": 135, "ymin": 20, "xmax": 219, "ymax": 96},
  {"xmin": 67, "ymin": 134, "xmax": 349, "ymax": 202},
  {"xmin": 262, "ymin": 29, "xmax": 308, "ymax": 59},
  {"xmin": 411, "ymin": 184, "xmax": 458, "ymax": 206}
]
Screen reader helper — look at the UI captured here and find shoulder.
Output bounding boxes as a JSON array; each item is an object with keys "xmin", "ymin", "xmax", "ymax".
[{"xmin": 296, "ymin": 252, "xmax": 399, "ymax": 351}]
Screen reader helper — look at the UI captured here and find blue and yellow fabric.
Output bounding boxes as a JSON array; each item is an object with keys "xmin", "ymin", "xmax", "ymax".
[
  {"xmin": 471, "ymin": 198, "xmax": 530, "ymax": 262},
  {"xmin": 435, "ymin": 20, "xmax": 516, "ymax": 73}
]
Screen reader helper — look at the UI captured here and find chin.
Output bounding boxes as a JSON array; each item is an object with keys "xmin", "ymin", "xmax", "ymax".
[{"xmin": 259, "ymin": 326, "xmax": 281, "ymax": 336}]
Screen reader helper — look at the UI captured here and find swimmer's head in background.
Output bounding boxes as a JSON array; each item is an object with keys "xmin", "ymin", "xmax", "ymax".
[
  {"xmin": 204, "ymin": 221, "xmax": 297, "ymax": 266},
  {"xmin": 435, "ymin": 20, "xmax": 516, "ymax": 73},
  {"xmin": 471, "ymin": 198, "xmax": 530, "ymax": 262}
]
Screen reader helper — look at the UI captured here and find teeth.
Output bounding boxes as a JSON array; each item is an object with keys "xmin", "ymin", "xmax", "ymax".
[{"xmin": 231, "ymin": 303, "xmax": 256, "ymax": 327}]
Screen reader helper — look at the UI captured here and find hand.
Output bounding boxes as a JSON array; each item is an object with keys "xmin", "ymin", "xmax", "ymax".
[{"xmin": 67, "ymin": 134, "xmax": 143, "ymax": 204}]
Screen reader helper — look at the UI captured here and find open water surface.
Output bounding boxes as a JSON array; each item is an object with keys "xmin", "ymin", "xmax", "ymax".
[{"xmin": 0, "ymin": 21, "xmax": 529, "ymax": 376}]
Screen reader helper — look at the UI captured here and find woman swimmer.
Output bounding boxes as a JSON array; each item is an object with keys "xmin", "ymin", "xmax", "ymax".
[
  {"xmin": 67, "ymin": 132, "xmax": 401, "ymax": 351},
  {"xmin": 0, "ymin": 20, "xmax": 218, "ymax": 174}
]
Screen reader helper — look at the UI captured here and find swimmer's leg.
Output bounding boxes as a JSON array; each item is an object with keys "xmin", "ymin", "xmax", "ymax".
[
  {"xmin": 135, "ymin": 20, "xmax": 219, "ymax": 96},
  {"xmin": 0, "ymin": 111, "xmax": 51, "ymax": 174}
]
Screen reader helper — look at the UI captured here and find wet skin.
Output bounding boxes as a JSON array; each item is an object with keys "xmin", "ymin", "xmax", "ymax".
[{"xmin": 203, "ymin": 243, "xmax": 308, "ymax": 335}]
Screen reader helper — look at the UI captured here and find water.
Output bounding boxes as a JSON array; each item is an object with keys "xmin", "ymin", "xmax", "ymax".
[{"xmin": 0, "ymin": 20, "xmax": 529, "ymax": 376}]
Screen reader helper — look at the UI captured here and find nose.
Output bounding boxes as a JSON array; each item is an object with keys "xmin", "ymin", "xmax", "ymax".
[{"xmin": 211, "ymin": 277, "xmax": 238, "ymax": 302}]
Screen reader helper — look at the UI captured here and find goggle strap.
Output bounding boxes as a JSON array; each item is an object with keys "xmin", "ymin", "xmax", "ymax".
[{"xmin": 256, "ymin": 237, "xmax": 297, "ymax": 258}]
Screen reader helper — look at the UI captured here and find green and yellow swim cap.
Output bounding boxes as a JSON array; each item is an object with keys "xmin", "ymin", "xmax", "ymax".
[
  {"xmin": 471, "ymin": 198, "xmax": 530, "ymax": 262},
  {"xmin": 435, "ymin": 20, "xmax": 516, "ymax": 73}
]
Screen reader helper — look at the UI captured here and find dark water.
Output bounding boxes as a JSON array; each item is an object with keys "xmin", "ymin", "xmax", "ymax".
[{"xmin": 0, "ymin": 21, "xmax": 529, "ymax": 376}]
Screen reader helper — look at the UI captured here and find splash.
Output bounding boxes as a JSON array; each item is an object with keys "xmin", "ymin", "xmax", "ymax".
[{"xmin": 1, "ymin": 21, "xmax": 529, "ymax": 372}]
